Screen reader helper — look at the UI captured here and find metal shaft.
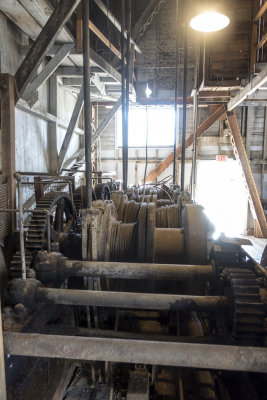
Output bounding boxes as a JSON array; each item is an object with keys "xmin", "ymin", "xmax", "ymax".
[
  {"xmin": 63, "ymin": 260, "xmax": 215, "ymax": 281},
  {"xmin": 173, "ymin": 0, "xmax": 179, "ymax": 185},
  {"xmin": 0, "ymin": 300, "xmax": 7, "ymax": 400},
  {"xmin": 14, "ymin": 173, "xmax": 26, "ymax": 280},
  {"xmin": 83, "ymin": 0, "xmax": 92, "ymax": 208},
  {"xmin": 36, "ymin": 287, "xmax": 227, "ymax": 312},
  {"xmin": 181, "ymin": 5, "xmax": 188, "ymax": 191},
  {"xmin": 4, "ymin": 332, "xmax": 267, "ymax": 373},
  {"xmin": 124, "ymin": 0, "xmax": 131, "ymax": 190},
  {"xmin": 121, "ymin": 0, "xmax": 127, "ymax": 191}
]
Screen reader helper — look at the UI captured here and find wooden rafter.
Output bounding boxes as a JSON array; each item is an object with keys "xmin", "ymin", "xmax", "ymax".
[
  {"xmin": 14, "ymin": 0, "xmax": 81, "ymax": 99},
  {"xmin": 143, "ymin": 105, "xmax": 226, "ymax": 183}
]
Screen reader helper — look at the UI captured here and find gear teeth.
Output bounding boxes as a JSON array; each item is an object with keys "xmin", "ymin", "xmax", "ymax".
[
  {"xmin": 10, "ymin": 191, "xmax": 75, "ymax": 278},
  {"xmin": 229, "ymin": 269, "xmax": 265, "ymax": 344}
]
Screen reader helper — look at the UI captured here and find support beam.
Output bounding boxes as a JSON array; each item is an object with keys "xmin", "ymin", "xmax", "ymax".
[
  {"xmin": 226, "ymin": 111, "xmax": 267, "ymax": 237},
  {"xmin": 254, "ymin": 1, "xmax": 267, "ymax": 21},
  {"xmin": 58, "ymin": 85, "xmax": 84, "ymax": 170},
  {"xmin": 131, "ymin": 0, "xmax": 166, "ymax": 43},
  {"xmin": 144, "ymin": 105, "xmax": 226, "ymax": 183},
  {"xmin": 257, "ymin": 32, "xmax": 267, "ymax": 51},
  {"xmin": 22, "ymin": 43, "xmax": 74, "ymax": 103},
  {"xmin": 48, "ymin": 75, "xmax": 59, "ymax": 173},
  {"xmin": 4, "ymin": 332, "xmax": 267, "ymax": 373},
  {"xmin": 0, "ymin": 74, "xmax": 16, "ymax": 237},
  {"xmin": 91, "ymin": 97, "xmax": 122, "ymax": 145},
  {"xmin": 227, "ymin": 66, "xmax": 267, "ymax": 110},
  {"xmin": 93, "ymin": 0, "xmax": 141, "ymax": 53},
  {"xmin": 14, "ymin": 0, "xmax": 80, "ymax": 98}
]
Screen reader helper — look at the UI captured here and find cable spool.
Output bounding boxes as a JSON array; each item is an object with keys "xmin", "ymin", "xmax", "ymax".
[
  {"xmin": 123, "ymin": 201, "xmax": 140, "ymax": 223},
  {"xmin": 110, "ymin": 191, "xmax": 124, "ymax": 210},
  {"xmin": 117, "ymin": 194, "xmax": 128, "ymax": 221},
  {"xmin": 109, "ymin": 221, "xmax": 136, "ymax": 261},
  {"xmin": 156, "ymin": 205, "xmax": 180, "ymax": 228},
  {"xmin": 182, "ymin": 204, "xmax": 208, "ymax": 265},
  {"xmin": 94, "ymin": 183, "xmax": 111, "ymax": 200},
  {"xmin": 157, "ymin": 199, "xmax": 173, "ymax": 208},
  {"xmin": 153, "ymin": 228, "xmax": 185, "ymax": 264}
]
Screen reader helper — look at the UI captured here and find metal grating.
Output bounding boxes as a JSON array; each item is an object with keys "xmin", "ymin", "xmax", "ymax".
[{"xmin": 0, "ymin": 184, "xmax": 8, "ymax": 244}]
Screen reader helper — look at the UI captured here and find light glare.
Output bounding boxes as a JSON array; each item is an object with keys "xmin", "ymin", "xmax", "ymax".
[{"xmin": 190, "ymin": 11, "xmax": 230, "ymax": 32}]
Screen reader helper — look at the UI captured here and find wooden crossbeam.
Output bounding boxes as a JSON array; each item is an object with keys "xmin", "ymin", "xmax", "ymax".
[
  {"xmin": 254, "ymin": 1, "xmax": 267, "ymax": 21},
  {"xmin": 14, "ymin": 0, "xmax": 80, "ymax": 99},
  {"xmin": 22, "ymin": 43, "xmax": 74, "ymax": 103},
  {"xmin": 93, "ymin": 0, "xmax": 141, "ymax": 53},
  {"xmin": 143, "ymin": 105, "xmax": 226, "ymax": 183},
  {"xmin": 226, "ymin": 111, "xmax": 267, "ymax": 238},
  {"xmin": 257, "ymin": 32, "xmax": 267, "ymax": 50},
  {"xmin": 58, "ymin": 85, "xmax": 84, "ymax": 170}
]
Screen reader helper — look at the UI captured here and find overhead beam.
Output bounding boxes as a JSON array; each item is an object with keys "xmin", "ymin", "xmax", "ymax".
[
  {"xmin": 89, "ymin": 20, "xmax": 121, "ymax": 59},
  {"xmin": 22, "ymin": 43, "xmax": 74, "ymax": 103},
  {"xmin": 53, "ymin": 66, "xmax": 101, "ymax": 76},
  {"xmin": 257, "ymin": 32, "xmax": 267, "ymax": 51},
  {"xmin": 144, "ymin": 105, "xmax": 226, "ymax": 183},
  {"xmin": 226, "ymin": 111, "xmax": 267, "ymax": 237},
  {"xmin": 62, "ymin": 78, "xmax": 83, "ymax": 86},
  {"xmin": 90, "ymin": 48, "xmax": 122, "ymax": 83},
  {"xmin": 254, "ymin": 1, "xmax": 267, "ymax": 21},
  {"xmin": 14, "ymin": 0, "xmax": 80, "ymax": 99},
  {"xmin": 227, "ymin": 66, "xmax": 267, "ymax": 110},
  {"xmin": 58, "ymin": 85, "xmax": 84, "ymax": 169},
  {"xmin": 93, "ymin": 0, "xmax": 141, "ymax": 53},
  {"xmin": 4, "ymin": 332, "xmax": 267, "ymax": 373},
  {"xmin": 132, "ymin": 0, "xmax": 166, "ymax": 43}
]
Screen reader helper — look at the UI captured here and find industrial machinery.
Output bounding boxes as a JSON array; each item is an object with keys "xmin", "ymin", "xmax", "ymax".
[{"xmin": 1, "ymin": 175, "xmax": 266, "ymax": 400}]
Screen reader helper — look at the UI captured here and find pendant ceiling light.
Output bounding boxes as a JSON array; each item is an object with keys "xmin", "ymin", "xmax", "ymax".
[{"xmin": 189, "ymin": 1, "xmax": 230, "ymax": 33}]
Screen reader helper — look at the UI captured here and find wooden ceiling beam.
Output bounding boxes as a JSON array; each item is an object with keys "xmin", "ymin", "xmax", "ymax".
[{"xmin": 14, "ymin": 0, "xmax": 81, "ymax": 99}]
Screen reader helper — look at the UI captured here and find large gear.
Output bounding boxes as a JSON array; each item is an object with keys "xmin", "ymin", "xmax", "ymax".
[
  {"xmin": 10, "ymin": 191, "xmax": 76, "ymax": 278},
  {"xmin": 227, "ymin": 268, "xmax": 265, "ymax": 344}
]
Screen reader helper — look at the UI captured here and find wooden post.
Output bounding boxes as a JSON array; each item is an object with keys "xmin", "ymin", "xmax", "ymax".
[
  {"xmin": 0, "ymin": 74, "xmax": 16, "ymax": 240},
  {"xmin": 76, "ymin": 3, "xmax": 83, "ymax": 52},
  {"xmin": 227, "ymin": 111, "xmax": 267, "ymax": 238}
]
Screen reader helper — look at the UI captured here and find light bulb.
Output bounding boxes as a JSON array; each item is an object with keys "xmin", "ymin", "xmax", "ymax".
[
  {"xmin": 145, "ymin": 83, "xmax": 152, "ymax": 98},
  {"xmin": 190, "ymin": 11, "xmax": 230, "ymax": 32}
]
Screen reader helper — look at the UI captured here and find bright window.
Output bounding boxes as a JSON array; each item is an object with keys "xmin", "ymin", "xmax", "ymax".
[
  {"xmin": 116, "ymin": 106, "xmax": 175, "ymax": 147},
  {"xmin": 196, "ymin": 159, "xmax": 248, "ymax": 238}
]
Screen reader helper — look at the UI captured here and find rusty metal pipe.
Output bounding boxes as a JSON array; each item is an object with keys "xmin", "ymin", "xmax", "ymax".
[
  {"xmin": 4, "ymin": 332, "xmax": 267, "ymax": 373},
  {"xmin": 36, "ymin": 287, "xmax": 227, "ymax": 312},
  {"xmin": 63, "ymin": 260, "xmax": 215, "ymax": 281}
]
